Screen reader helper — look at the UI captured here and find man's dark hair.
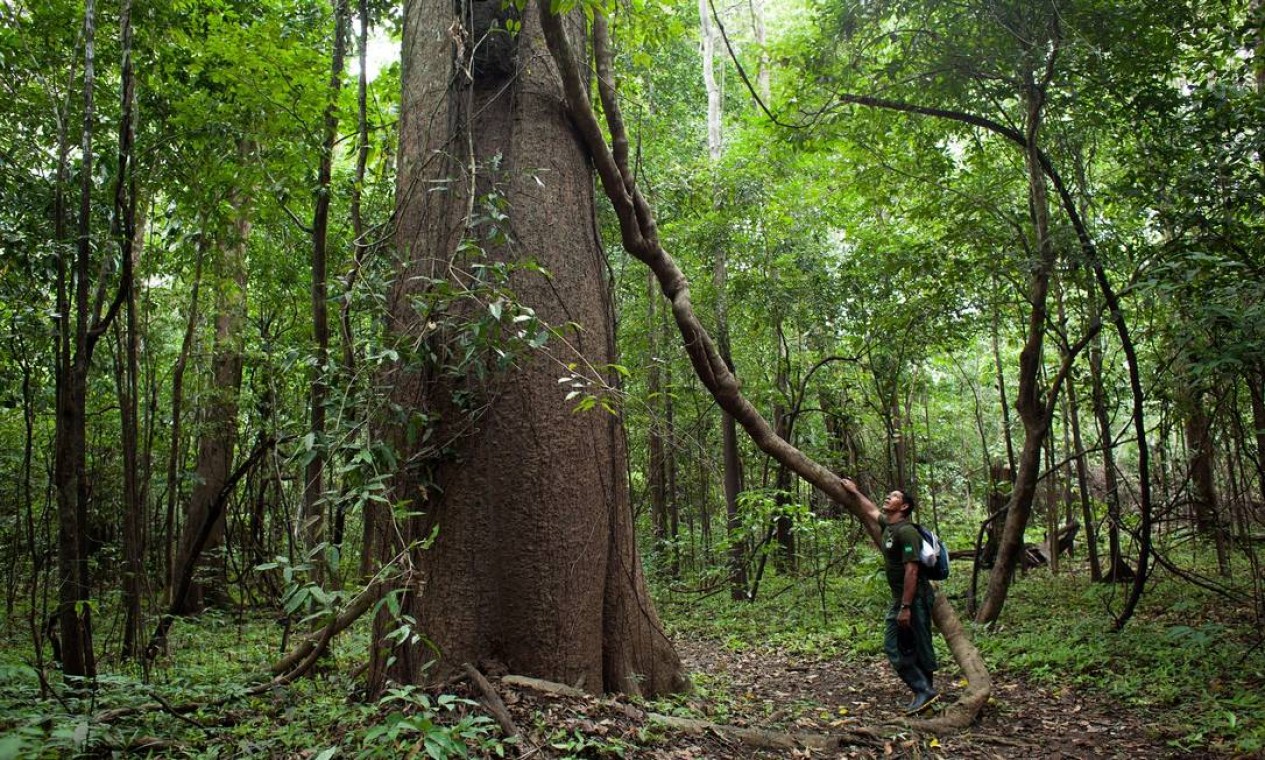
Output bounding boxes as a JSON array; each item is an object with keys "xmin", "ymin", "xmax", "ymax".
[{"xmin": 897, "ymin": 490, "xmax": 917, "ymax": 511}]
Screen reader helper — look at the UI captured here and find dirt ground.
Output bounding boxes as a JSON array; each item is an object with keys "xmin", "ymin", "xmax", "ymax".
[{"xmin": 470, "ymin": 635, "xmax": 1199, "ymax": 759}]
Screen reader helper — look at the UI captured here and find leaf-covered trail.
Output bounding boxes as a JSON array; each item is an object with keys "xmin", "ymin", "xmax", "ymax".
[
  {"xmin": 478, "ymin": 634, "xmax": 1186, "ymax": 758},
  {"xmin": 659, "ymin": 636, "xmax": 1178, "ymax": 758}
]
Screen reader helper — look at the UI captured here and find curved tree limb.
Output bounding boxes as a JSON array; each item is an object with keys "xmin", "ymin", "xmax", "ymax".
[
  {"xmin": 269, "ymin": 569, "xmax": 392, "ymax": 676},
  {"xmin": 538, "ymin": 4, "xmax": 990, "ymax": 728}
]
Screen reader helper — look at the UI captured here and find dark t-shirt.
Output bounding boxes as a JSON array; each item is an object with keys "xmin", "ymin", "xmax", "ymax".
[{"xmin": 881, "ymin": 518, "xmax": 923, "ymax": 598}]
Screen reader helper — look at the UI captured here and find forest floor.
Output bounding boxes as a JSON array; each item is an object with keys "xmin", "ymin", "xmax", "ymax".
[
  {"xmin": 472, "ymin": 634, "xmax": 1187, "ymax": 759},
  {"xmin": 4, "ymin": 566, "xmax": 1260, "ymax": 757}
]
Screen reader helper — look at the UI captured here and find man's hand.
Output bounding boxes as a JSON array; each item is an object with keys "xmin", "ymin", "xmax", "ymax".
[
  {"xmin": 840, "ymin": 477, "xmax": 859, "ymax": 494},
  {"xmin": 897, "ymin": 606, "xmax": 912, "ymax": 628}
]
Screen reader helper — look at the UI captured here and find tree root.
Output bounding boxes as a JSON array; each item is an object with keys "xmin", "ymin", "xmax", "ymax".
[
  {"xmin": 648, "ymin": 713, "xmax": 887, "ymax": 752},
  {"xmin": 501, "ymin": 673, "xmax": 960, "ymax": 753},
  {"xmin": 464, "ymin": 662, "xmax": 519, "ymax": 739}
]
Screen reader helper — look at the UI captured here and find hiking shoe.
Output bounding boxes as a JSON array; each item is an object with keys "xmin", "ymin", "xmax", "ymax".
[{"xmin": 904, "ymin": 690, "xmax": 939, "ymax": 714}]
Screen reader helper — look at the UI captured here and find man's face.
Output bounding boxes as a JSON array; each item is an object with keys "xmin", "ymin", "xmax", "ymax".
[{"xmin": 882, "ymin": 491, "xmax": 907, "ymax": 517}]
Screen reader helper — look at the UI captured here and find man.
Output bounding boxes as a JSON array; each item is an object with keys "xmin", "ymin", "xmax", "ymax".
[{"xmin": 841, "ymin": 478, "xmax": 939, "ymax": 714}]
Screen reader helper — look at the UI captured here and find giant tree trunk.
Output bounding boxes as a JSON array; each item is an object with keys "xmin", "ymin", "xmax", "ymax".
[{"xmin": 369, "ymin": 0, "xmax": 685, "ymax": 697}]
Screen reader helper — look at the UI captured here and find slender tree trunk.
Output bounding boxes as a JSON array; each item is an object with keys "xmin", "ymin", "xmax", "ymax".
[
  {"xmin": 748, "ymin": 0, "xmax": 770, "ymax": 103},
  {"xmin": 992, "ymin": 292, "xmax": 1017, "ymax": 477},
  {"xmin": 1256, "ymin": 0, "xmax": 1265, "ymax": 506},
  {"xmin": 17, "ymin": 347, "xmax": 44, "ymax": 680},
  {"xmin": 698, "ymin": 0, "xmax": 746, "ymax": 599},
  {"xmin": 1066, "ymin": 370, "xmax": 1102, "ymax": 580},
  {"xmin": 1044, "ymin": 424, "xmax": 1059, "ymax": 573},
  {"xmin": 977, "ymin": 72, "xmax": 1058, "ymax": 625},
  {"xmin": 648, "ymin": 272, "xmax": 669, "ymax": 553},
  {"xmin": 369, "ymin": 0, "xmax": 685, "ymax": 696},
  {"xmin": 1183, "ymin": 387, "xmax": 1229, "ymax": 575},
  {"xmin": 1090, "ymin": 346, "xmax": 1130, "ymax": 581},
  {"xmin": 172, "ymin": 187, "xmax": 251, "ymax": 614},
  {"xmin": 54, "ymin": 0, "xmax": 99, "ymax": 679},
  {"xmin": 1248, "ymin": 367, "xmax": 1265, "ymax": 505},
  {"xmin": 165, "ymin": 237, "xmax": 205, "ymax": 590},
  {"xmin": 822, "ymin": 390, "xmax": 863, "ymax": 481},
  {"xmin": 889, "ymin": 394, "xmax": 908, "ymax": 488},
  {"xmin": 665, "ymin": 353, "xmax": 681, "ymax": 576},
  {"xmin": 305, "ymin": 0, "xmax": 350, "ymax": 562},
  {"xmin": 334, "ymin": 0, "xmax": 373, "ymax": 560},
  {"xmin": 773, "ymin": 327, "xmax": 795, "ymax": 570},
  {"xmin": 113, "ymin": 0, "xmax": 143, "ymax": 659}
]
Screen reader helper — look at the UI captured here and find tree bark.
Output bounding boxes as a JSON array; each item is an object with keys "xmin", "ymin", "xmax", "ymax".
[{"xmin": 369, "ymin": 0, "xmax": 686, "ymax": 697}]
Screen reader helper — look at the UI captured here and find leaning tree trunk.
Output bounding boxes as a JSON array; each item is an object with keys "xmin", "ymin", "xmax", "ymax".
[
  {"xmin": 368, "ymin": 0, "xmax": 685, "ymax": 697},
  {"xmin": 539, "ymin": 4, "xmax": 991, "ymax": 729}
]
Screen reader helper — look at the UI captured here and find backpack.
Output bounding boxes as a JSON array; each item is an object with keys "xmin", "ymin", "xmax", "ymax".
[{"xmin": 915, "ymin": 524, "xmax": 950, "ymax": 581}]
